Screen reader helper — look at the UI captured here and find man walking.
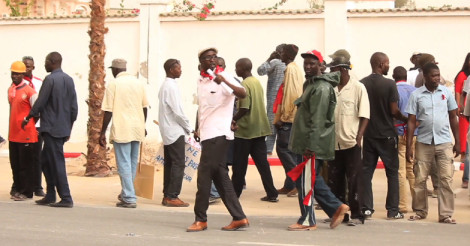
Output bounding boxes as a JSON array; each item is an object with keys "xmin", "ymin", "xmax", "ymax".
[
  {"xmin": 99, "ymin": 59, "xmax": 149, "ymax": 208},
  {"xmin": 22, "ymin": 55, "xmax": 45, "ymax": 197},
  {"xmin": 360, "ymin": 52, "xmax": 407, "ymax": 219},
  {"xmin": 231, "ymin": 58, "xmax": 278, "ymax": 202},
  {"xmin": 187, "ymin": 48, "xmax": 248, "ymax": 232},
  {"xmin": 158, "ymin": 59, "xmax": 191, "ymax": 207},
  {"xmin": 392, "ymin": 66, "xmax": 417, "ymax": 214},
  {"xmin": 257, "ymin": 44, "xmax": 286, "ymax": 155},
  {"xmin": 288, "ymin": 50, "xmax": 349, "ymax": 231},
  {"xmin": 9, "ymin": 61, "xmax": 38, "ymax": 201},
  {"xmin": 274, "ymin": 44, "xmax": 304, "ymax": 197},
  {"xmin": 407, "ymin": 63, "xmax": 459, "ymax": 224},
  {"xmin": 326, "ymin": 49, "xmax": 369, "ymax": 226},
  {"xmin": 23, "ymin": 52, "xmax": 78, "ymax": 208}
]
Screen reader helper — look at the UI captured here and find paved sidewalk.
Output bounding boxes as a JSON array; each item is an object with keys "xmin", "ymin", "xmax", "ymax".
[{"xmin": 1, "ymin": 155, "xmax": 469, "ymax": 224}]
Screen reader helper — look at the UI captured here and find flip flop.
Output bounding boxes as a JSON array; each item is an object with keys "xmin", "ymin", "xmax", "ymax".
[
  {"xmin": 408, "ymin": 215, "xmax": 423, "ymax": 221},
  {"xmin": 439, "ymin": 217, "xmax": 456, "ymax": 224}
]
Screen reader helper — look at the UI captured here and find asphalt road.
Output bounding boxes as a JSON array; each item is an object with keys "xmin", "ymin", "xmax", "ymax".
[{"xmin": 1, "ymin": 201, "xmax": 468, "ymax": 246}]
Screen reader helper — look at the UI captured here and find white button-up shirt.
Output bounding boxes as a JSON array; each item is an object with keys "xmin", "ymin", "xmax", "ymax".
[{"xmin": 158, "ymin": 77, "xmax": 192, "ymax": 145}]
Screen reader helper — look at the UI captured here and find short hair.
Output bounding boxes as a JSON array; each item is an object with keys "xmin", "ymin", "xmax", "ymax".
[
  {"xmin": 422, "ymin": 62, "xmax": 439, "ymax": 76},
  {"xmin": 22, "ymin": 56, "xmax": 34, "ymax": 62},
  {"xmin": 236, "ymin": 58, "xmax": 252, "ymax": 72},
  {"xmin": 370, "ymin": 52, "xmax": 387, "ymax": 68},
  {"xmin": 163, "ymin": 59, "xmax": 180, "ymax": 73},
  {"xmin": 47, "ymin": 52, "xmax": 62, "ymax": 65},
  {"xmin": 392, "ymin": 66, "xmax": 407, "ymax": 81},
  {"xmin": 283, "ymin": 44, "xmax": 299, "ymax": 60}
]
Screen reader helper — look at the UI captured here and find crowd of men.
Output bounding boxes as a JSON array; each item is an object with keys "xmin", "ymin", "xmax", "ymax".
[{"xmin": 5, "ymin": 47, "xmax": 469, "ymax": 231}]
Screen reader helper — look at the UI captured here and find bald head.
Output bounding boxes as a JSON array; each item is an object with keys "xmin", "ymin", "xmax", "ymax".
[
  {"xmin": 235, "ymin": 58, "xmax": 253, "ymax": 79},
  {"xmin": 370, "ymin": 52, "xmax": 390, "ymax": 75}
]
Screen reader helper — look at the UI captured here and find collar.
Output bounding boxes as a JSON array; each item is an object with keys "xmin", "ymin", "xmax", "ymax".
[
  {"xmin": 200, "ymin": 66, "xmax": 224, "ymax": 80},
  {"xmin": 396, "ymin": 80, "xmax": 407, "ymax": 84}
]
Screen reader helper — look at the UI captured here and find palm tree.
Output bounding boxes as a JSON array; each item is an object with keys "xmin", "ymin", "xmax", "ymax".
[{"xmin": 85, "ymin": 0, "xmax": 111, "ymax": 177}]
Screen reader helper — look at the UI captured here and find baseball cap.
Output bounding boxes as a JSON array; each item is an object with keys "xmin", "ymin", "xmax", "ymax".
[
  {"xmin": 109, "ymin": 59, "xmax": 127, "ymax": 69},
  {"xmin": 301, "ymin": 50, "xmax": 323, "ymax": 63}
]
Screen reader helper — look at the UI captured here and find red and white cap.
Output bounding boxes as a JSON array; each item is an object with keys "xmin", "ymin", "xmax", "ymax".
[{"xmin": 301, "ymin": 50, "xmax": 323, "ymax": 63}]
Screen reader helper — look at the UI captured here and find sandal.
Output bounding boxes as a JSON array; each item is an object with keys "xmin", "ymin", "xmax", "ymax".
[
  {"xmin": 439, "ymin": 217, "xmax": 456, "ymax": 224},
  {"xmin": 408, "ymin": 215, "xmax": 424, "ymax": 221}
]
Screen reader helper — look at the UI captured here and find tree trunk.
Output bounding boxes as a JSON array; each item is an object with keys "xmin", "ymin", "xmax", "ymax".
[{"xmin": 85, "ymin": 0, "xmax": 111, "ymax": 177}]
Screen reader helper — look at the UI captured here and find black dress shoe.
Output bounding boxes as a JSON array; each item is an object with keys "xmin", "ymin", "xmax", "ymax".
[
  {"xmin": 35, "ymin": 197, "xmax": 55, "ymax": 206},
  {"xmin": 34, "ymin": 190, "xmax": 46, "ymax": 197},
  {"xmin": 49, "ymin": 201, "xmax": 73, "ymax": 208}
]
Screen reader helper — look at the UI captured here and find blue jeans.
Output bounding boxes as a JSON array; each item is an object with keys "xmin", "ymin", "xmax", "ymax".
[
  {"xmin": 113, "ymin": 141, "xmax": 140, "ymax": 203},
  {"xmin": 276, "ymin": 124, "xmax": 302, "ymax": 190}
]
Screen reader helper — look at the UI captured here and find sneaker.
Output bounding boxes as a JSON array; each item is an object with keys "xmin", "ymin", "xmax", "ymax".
[
  {"xmin": 11, "ymin": 193, "xmax": 28, "ymax": 201},
  {"xmin": 387, "ymin": 212, "xmax": 404, "ymax": 220},
  {"xmin": 209, "ymin": 197, "xmax": 221, "ymax": 204},
  {"xmin": 364, "ymin": 210, "xmax": 373, "ymax": 220},
  {"xmin": 116, "ymin": 201, "xmax": 137, "ymax": 208},
  {"xmin": 347, "ymin": 218, "xmax": 363, "ymax": 226},
  {"xmin": 260, "ymin": 196, "xmax": 279, "ymax": 202}
]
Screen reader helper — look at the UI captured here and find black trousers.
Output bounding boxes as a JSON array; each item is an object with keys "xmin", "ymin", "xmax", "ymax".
[
  {"xmin": 362, "ymin": 137, "xmax": 399, "ymax": 216},
  {"xmin": 32, "ymin": 131, "xmax": 44, "ymax": 192},
  {"xmin": 41, "ymin": 132, "xmax": 73, "ymax": 203},
  {"xmin": 9, "ymin": 142, "xmax": 35, "ymax": 197},
  {"xmin": 163, "ymin": 135, "xmax": 185, "ymax": 199},
  {"xmin": 232, "ymin": 137, "xmax": 278, "ymax": 198},
  {"xmin": 327, "ymin": 145, "xmax": 364, "ymax": 219},
  {"xmin": 194, "ymin": 136, "xmax": 246, "ymax": 222}
]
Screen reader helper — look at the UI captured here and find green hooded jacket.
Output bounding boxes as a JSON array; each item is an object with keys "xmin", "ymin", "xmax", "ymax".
[{"xmin": 288, "ymin": 71, "xmax": 340, "ymax": 160}]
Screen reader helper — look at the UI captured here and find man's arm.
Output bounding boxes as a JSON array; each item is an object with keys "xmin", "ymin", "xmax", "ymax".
[
  {"xmin": 22, "ymin": 77, "xmax": 53, "ymax": 129},
  {"xmin": 356, "ymin": 117, "xmax": 369, "ymax": 148},
  {"xmin": 99, "ymin": 111, "xmax": 113, "ymax": 147},
  {"xmin": 214, "ymin": 74, "xmax": 246, "ymax": 98},
  {"xmin": 406, "ymin": 114, "xmax": 417, "ymax": 163},
  {"xmin": 449, "ymin": 109, "xmax": 460, "ymax": 157},
  {"xmin": 459, "ymin": 91, "xmax": 467, "ymax": 115},
  {"xmin": 390, "ymin": 101, "xmax": 408, "ymax": 122}
]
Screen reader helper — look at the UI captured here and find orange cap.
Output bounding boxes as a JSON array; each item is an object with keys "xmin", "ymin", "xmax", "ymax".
[{"xmin": 10, "ymin": 61, "xmax": 26, "ymax": 73}]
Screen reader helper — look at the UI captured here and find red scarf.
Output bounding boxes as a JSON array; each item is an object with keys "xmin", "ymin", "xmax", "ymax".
[
  {"xmin": 287, "ymin": 156, "xmax": 316, "ymax": 206},
  {"xmin": 200, "ymin": 66, "xmax": 224, "ymax": 80},
  {"xmin": 273, "ymin": 83, "xmax": 284, "ymax": 113},
  {"xmin": 8, "ymin": 81, "xmax": 26, "ymax": 103}
]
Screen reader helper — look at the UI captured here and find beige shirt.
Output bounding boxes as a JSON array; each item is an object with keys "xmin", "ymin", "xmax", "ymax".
[
  {"xmin": 334, "ymin": 78, "xmax": 370, "ymax": 150},
  {"xmin": 102, "ymin": 72, "xmax": 149, "ymax": 143},
  {"xmin": 274, "ymin": 62, "xmax": 303, "ymax": 124}
]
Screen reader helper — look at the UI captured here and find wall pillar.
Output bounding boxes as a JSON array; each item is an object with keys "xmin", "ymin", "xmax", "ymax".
[{"xmin": 324, "ymin": 0, "xmax": 348, "ymax": 56}]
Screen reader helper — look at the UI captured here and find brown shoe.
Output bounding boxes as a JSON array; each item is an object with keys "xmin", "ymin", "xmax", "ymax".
[
  {"xmin": 462, "ymin": 181, "xmax": 469, "ymax": 189},
  {"xmin": 287, "ymin": 223, "xmax": 317, "ymax": 231},
  {"xmin": 161, "ymin": 197, "xmax": 169, "ymax": 206},
  {"xmin": 286, "ymin": 188, "xmax": 298, "ymax": 197},
  {"xmin": 330, "ymin": 204, "xmax": 350, "ymax": 229},
  {"xmin": 277, "ymin": 187, "xmax": 291, "ymax": 194},
  {"xmin": 187, "ymin": 221, "xmax": 208, "ymax": 232},
  {"xmin": 221, "ymin": 218, "xmax": 250, "ymax": 231},
  {"xmin": 164, "ymin": 198, "xmax": 189, "ymax": 207}
]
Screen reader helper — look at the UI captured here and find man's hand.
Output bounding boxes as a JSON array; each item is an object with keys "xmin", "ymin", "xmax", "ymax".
[
  {"xmin": 454, "ymin": 143, "xmax": 461, "ymax": 158},
  {"xmin": 356, "ymin": 135, "xmax": 363, "ymax": 148},
  {"xmin": 194, "ymin": 131, "xmax": 200, "ymax": 142},
  {"xmin": 268, "ymin": 51, "xmax": 280, "ymax": 62},
  {"xmin": 406, "ymin": 148, "xmax": 414, "ymax": 163},
  {"xmin": 274, "ymin": 121, "xmax": 283, "ymax": 130},
  {"xmin": 21, "ymin": 118, "xmax": 29, "ymax": 130},
  {"xmin": 214, "ymin": 74, "xmax": 226, "ymax": 85},
  {"xmin": 99, "ymin": 133, "xmax": 107, "ymax": 147},
  {"xmin": 303, "ymin": 149, "xmax": 314, "ymax": 159},
  {"xmin": 231, "ymin": 120, "xmax": 238, "ymax": 132}
]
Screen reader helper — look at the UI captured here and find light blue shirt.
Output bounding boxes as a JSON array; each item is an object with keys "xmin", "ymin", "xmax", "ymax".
[{"xmin": 406, "ymin": 85, "xmax": 457, "ymax": 145}]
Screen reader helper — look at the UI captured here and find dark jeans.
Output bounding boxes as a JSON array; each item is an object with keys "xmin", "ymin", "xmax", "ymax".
[
  {"xmin": 41, "ymin": 132, "xmax": 73, "ymax": 203},
  {"xmin": 32, "ymin": 131, "xmax": 44, "ymax": 192},
  {"xmin": 163, "ymin": 135, "xmax": 185, "ymax": 199},
  {"xmin": 276, "ymin": 123, "xmax": 302, "ymax": 190},
  {"xmin": 327, "ymin": 145, "xmax": 363, "ymax": 219},
  {"xmin": 232, "ymin": 137, "xmax": 278, "ymax": 198},
  {"xmin": 194, "ymin": 136, "xmax": 246, "ymax": 222},
  {"xmin": 362, "ymin": 137, "xmax": 399, "ymax": 216},
  {"xmin": 9, "ymin": 142, "xmax": 35, "ymax": 197}
]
